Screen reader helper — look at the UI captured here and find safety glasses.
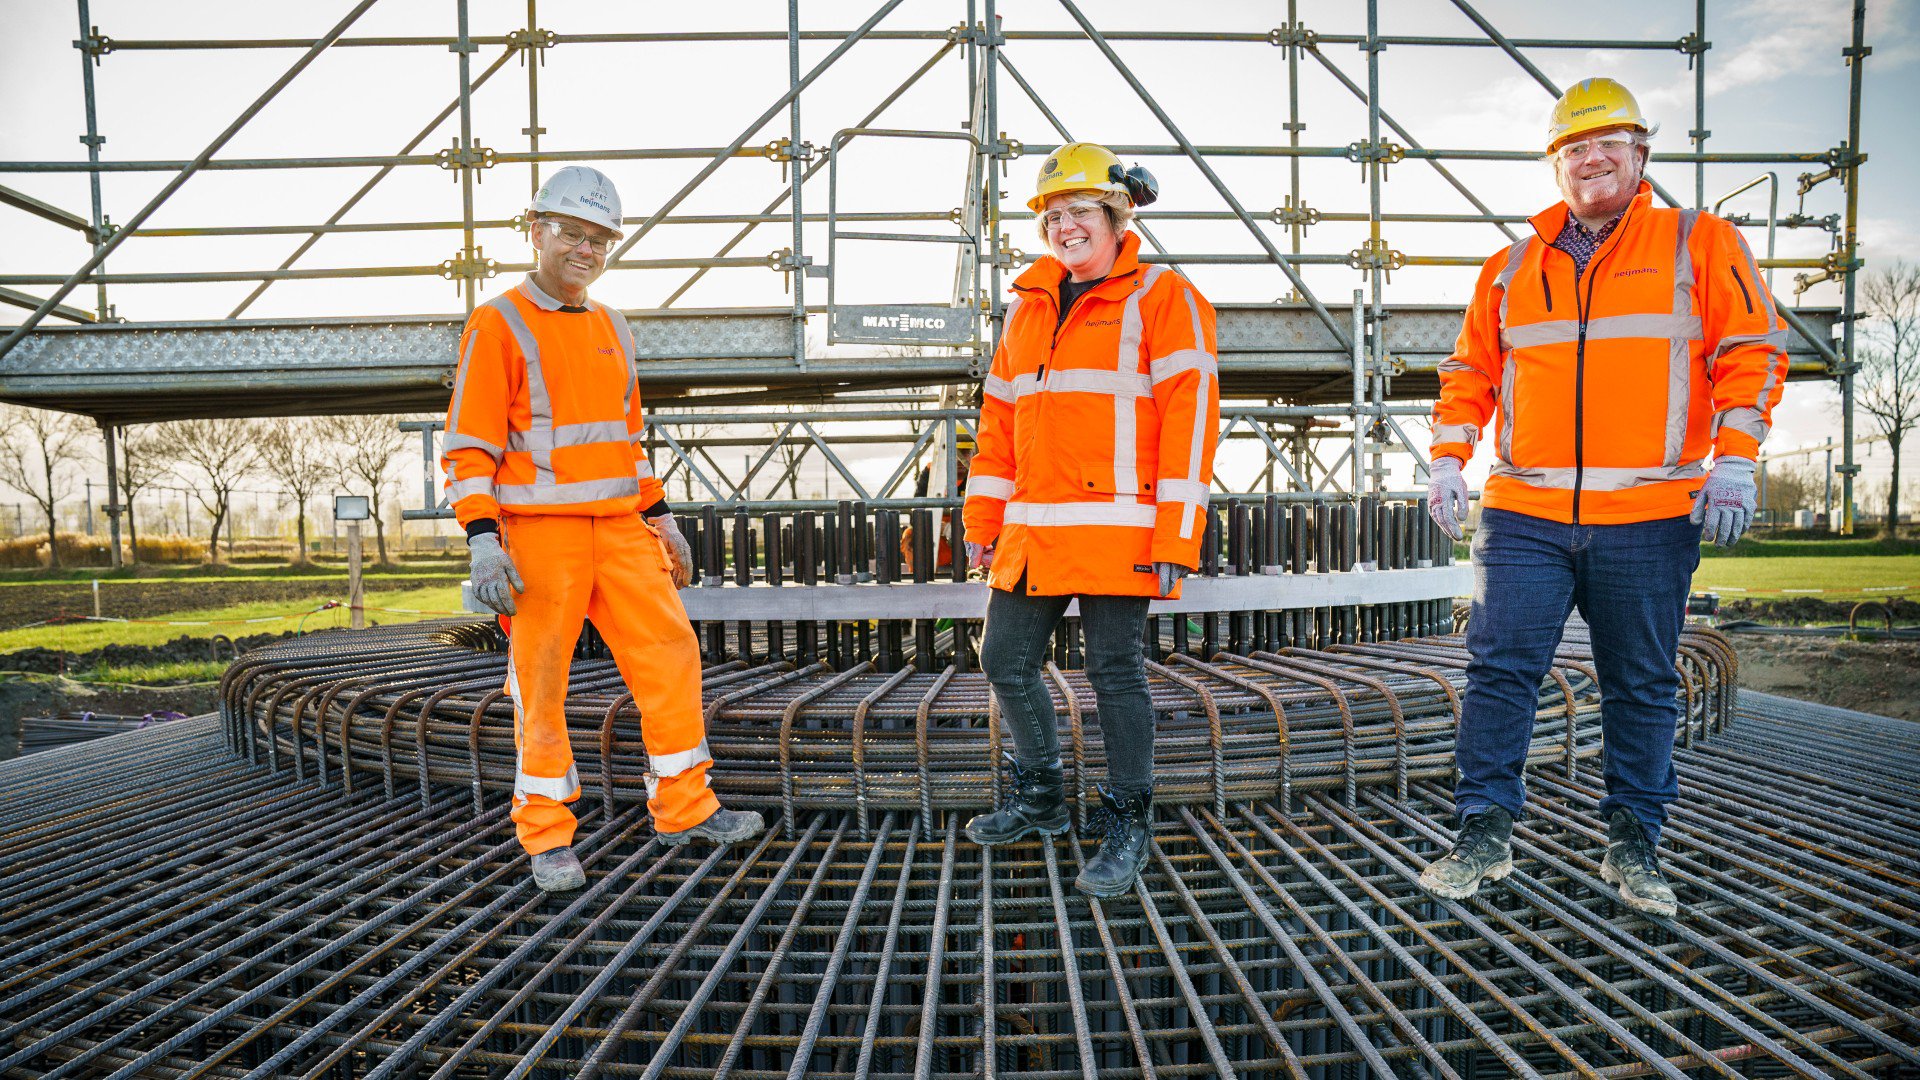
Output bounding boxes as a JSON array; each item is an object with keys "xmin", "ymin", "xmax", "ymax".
[
  {"xmin": 1041, "ymin": 203, "xmax": 1105, "ymax": 231},
  {"xmin": 539, "ymin": 218, "xmax": 619, "ymax": 255},
  {"xmin": 1555, "ymin": 134, "xmax": 1636, "ymax": 162}
]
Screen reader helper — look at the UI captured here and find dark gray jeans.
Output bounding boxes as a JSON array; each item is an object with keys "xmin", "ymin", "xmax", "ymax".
[{"xmin": 979, "ymin": 575, "xmax": 1155, "ymax": 797}]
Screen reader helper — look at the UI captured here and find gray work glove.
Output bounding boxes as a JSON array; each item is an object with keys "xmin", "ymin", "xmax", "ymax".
[
  {"xmin": 468, "ymin": 532, "xmax": 523, "ymax": 616},
  {"xmin": 1426, "ymin": 455, "xmax": 1469, "ymax": 541},
  {"xmin": 1155, "ymin": 561, "xmax": 1190, "ymax": 599},
  {"xmin": 965, "ymin": 541, "xmax": 995, "ymax": 571},
  {"xmin": 1690, "ymin": 457, "xmax": 1757, "ymax": 547},
  {"xmin": 653, "ymin": 513, "xmax": 694, "ymax": 589}
]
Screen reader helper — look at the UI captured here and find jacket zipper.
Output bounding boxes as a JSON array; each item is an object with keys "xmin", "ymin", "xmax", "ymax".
[
  {"xmin": 1729, "ymin": 264, "xmax": 1754, "ymax": 313},
  {"xmin": 1050, "ymin": 278, "xmax": 1109, "ymax": 349},
  {"xmin": 1571, "ymin": 223, "xmax": 1626, "ymax": 525},
  {"xmin": 1540, "ymin": 268, "xmax": 1554, "ymax": 311}
]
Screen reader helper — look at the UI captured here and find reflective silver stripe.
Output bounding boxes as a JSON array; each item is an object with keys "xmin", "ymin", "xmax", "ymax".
[
  {"xmin": 650, "ymin": 741, "xmax": 712, "ymax": 778},
  {"xmin": 1437, "ymin": 356, "xmax": 1477, "ymax": 374},
  {"xmin": 506, "ymin": 419, "xmax": 631, "ymax": 452},
  {"xmin": 598, "ymin": 300, "xmax": 637, "ymax": 411},
  {"xmin": 1710, "ymin": 329, "xmax": 1788, "ymax": 361},
  {"xmin": 1503, "ymin": 312, "xmax": 1703, "ymax": 349},
  {"xmin": 495, "ymin": 476, "xmax": 641, "ymax": 504},
  {"xmin": 1492, "ymin": 237, "xmax": 1532, "ymax": 350},
  {"xmin": 1114, "ymin": 266, "xmax": 1170, "ymax": 500},
  {"xmin": 443, "ymin": 326, "xmax": 484, "ymax": 466},
  {"xmin": 967, "ymin": 474, "xmax": 1014, "ymax": 501},
  {"xmin": 1047, "ymin": 369, "xmax": 1152, "ymax": 396},
  {"xmin": 1491, "ymin": 459, "xmax": 1705, "ymax": 491},
  {"xmin": 1149, "ymin": 349, "xmax": 1217, "ymax": 384},
  {"xmin": 635, "ymin": 458, "xmax": 655, "ymax": 480},
  {"xmin": 1009, "ymin": 372, "xmax": 1041, "ymax": 400},
  {"xmin": 1158, "ymin": 478, "xmax": 1209, "ymax": 504},
  {"xmin": 446, "ymin": 476, "xmax": 495, "ymax": 501},
  {"xmin": 1431, "ymin": 423, "xmax": 1479, "ymax": 448},
  {"xmin": 1498, "ymin": 349, "xmax": 1517, "ymax": 464},
  {"xmin": 489, "ymin": 295, "xmax": 555, "ymax": 486},
  {"xmin": 984, "ymin": 373, "xmax": 1016, "ymax": 403},
  {"xmin": 1491, "ymin": 238, "xmax": 1531, "ymax": 462},
  {"xmin": 443, "ymin": 433, "xmax": 504, "ymax": 461},
  {"xmin": 1665, "ymin": 210, "xmax": 1700, "ymax": 467},
  {"xmin": 515, "ymin": 765, "xmax": 580, "ymax": 802},
  {"xmin": 1712, "ymin": 406, "xmax": 1769, "ymax": 444},
  {"xmin": 1178, "ymin": 287, "xmax": 1213, "ymax": 539},
  {"xmin": 1004, "ymin": 501, "xmax": 1156, "ymax": 528}
]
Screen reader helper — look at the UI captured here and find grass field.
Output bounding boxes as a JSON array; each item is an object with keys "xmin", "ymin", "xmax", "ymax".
[
  {"xmin": 0, "ymin": 584, "xmax": 466, "ymax": 653},
  {"xmin": 67, "ymin": 659, "xmax": 230, "ymax": 685},
  {"xmin": 1688, "ymin": 555, "xmax": 1920, "ymax": 596}
]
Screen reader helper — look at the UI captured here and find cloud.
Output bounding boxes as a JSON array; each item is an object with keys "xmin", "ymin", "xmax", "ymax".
[{"xmin": 1705, "ymin": 0, "xmax": 1916, "ymax": 97}]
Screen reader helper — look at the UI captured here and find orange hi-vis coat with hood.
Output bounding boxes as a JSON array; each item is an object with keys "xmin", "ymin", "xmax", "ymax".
[
  {"xmin": 964, "ymin": 231, "xmax": 1220, "ymax": 597},
  {"xmin": 441, "ymin": 276, "xmax": 718, "ymax": 852},
  {"xmin": 1431, "ymin": 182, "xmax": 1787, "ymax": 524}
]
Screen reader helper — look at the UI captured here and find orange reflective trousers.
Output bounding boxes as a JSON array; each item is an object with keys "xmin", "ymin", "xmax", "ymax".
[{"xmin": 502, "ymin": 512, "xmax": 718, "ymax": 854}]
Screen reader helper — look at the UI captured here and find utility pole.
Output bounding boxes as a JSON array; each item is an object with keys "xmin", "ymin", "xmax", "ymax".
[{"xmin": 85, "ymin": 478, "xmax": 95, "ymax": 534}]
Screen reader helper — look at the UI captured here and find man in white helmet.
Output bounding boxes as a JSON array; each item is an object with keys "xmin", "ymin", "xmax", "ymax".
[{"xmin": 440, "ymin": 165, "xmax": 764, "ymax": 892}]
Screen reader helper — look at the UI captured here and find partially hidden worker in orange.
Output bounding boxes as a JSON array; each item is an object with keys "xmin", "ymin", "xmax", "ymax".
[
  {"xmin": 962, "ymin": 142, "xmax": 1220, "ymax": 898},
  {"xmin": 441, "ymin": 165, "xmax": 763, "ymax": 893}
]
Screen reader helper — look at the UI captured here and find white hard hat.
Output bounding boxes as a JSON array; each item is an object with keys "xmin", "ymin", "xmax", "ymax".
[{"xmin": 530, "ymin": 166, "xmax": 624, "ymax": 237}]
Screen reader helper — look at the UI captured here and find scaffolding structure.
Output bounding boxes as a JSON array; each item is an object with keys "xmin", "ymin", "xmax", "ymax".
[{"xmin": 0, "ymin": 0, "xmax": 1869, "ymax": 566}]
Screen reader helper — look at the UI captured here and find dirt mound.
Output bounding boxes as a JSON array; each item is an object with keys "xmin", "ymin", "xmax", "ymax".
[{"xmin": 1719, "ymin": 596, "xmax": 1917, "ymax": 625}]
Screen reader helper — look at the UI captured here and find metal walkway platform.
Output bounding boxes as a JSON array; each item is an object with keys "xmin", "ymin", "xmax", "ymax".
[{"xmin": 0, "ymin": 304, "xmax": 1842, "ymax": 422}]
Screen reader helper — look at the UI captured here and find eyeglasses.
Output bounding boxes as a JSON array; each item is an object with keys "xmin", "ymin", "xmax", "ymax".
[
  {"xmin": 539, "ymin": 219, "xmax": 618, "ymax": 255},
  {"xmin": 1041, "ymin": 203, "xmax": 1104, "ymax": 231},
  {"xmin": 1555, "ymin": 134, "xmax": 1636, "ymax": 162}
]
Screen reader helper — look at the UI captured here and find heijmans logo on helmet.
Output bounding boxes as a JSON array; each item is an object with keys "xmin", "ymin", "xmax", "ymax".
[
  {"xmin": 1042, "ymin": 156, "xmax": 1059, "ymax": 176},
  {"xmin": 1571, "ymin": 104, "xmax": 1607, "ymax": 117}
]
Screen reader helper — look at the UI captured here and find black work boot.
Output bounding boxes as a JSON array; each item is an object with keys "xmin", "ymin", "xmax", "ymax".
[
  {"xmin": 965, "ymin": 754, "xmax": 1071, "ymax": 845},
  {"xmin": 657, "ymin": 806, "xmax": 766, "ymax": 847},
  {"xmin": 1074, "ymin": 786, "xmax": 1154, "ymax": 898},
  {"xmin": 1417, "ymin": 806, "xmax": 1515, "ymax": 900},
  {"xmin": 1600, "ymin": 808, "xmax": 1679, "ymax": 917}
]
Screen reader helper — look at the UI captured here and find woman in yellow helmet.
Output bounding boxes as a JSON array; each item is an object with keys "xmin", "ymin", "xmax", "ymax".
[{"xmin": 960, "ymin": 142, "xmax": 1220, "ymax": 898}]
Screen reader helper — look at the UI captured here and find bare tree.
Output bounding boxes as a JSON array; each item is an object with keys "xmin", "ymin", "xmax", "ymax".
[
  {"xmin": 320, "ymin": 414, "xmax": 411, "ymax": 565},
  {"xmin": 1758, "ymin": 460, "xmax": 1820, "ymax": 522},
  {"xmin": 0, "ymin": 405, "xmax": 92, "ymax": 568},
  {"xmin": 149, "ymin": 419, "xmax": 264, "ymax": 562},
  {"xmin": 117, "ymin": 425, "xmax": 170, "ymax": 560},
  {"xmin": 1858, "ymin": 260, "xmax": 1920, "ymax": 535},
  {"xmin": 258, "ymin": 418, "xmax": 329, "ymax": 563}
]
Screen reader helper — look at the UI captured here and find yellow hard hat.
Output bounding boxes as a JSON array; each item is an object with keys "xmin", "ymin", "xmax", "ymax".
[
  {"xmin": 1029, "ymin": 142, "xmax": 1130, "ymax": 213},
  {"xmin": 1547, "ymin": 78, "xmax": 1649, "ymax": 152}
]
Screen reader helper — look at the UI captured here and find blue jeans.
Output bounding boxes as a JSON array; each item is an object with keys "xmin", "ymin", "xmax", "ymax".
[
  {"xmin": 1458, "ymin": 507, "xmax": 1700, "ymax": 844},
  {"xmin": 979, "ymin": 576, "xmax": 1154, "ymax": 798}
]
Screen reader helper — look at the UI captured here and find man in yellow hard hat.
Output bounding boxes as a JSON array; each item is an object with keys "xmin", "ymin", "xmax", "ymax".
[{"xmin": 1420, "ymin": 78, "xmax": 1784, "ymax": 918}]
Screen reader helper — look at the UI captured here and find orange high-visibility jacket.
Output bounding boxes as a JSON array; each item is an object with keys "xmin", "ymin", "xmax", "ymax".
[
  {"xmin": 964, "ymin": 231, "xmax": 1220, "ymax": 597},
  {"xmin": 1432, "ymin": 183, "xmax": 1787, "ymax": 525},
  {"xmin": 441, "ymin": 277, "xmax": 664, "ymax": 526}
]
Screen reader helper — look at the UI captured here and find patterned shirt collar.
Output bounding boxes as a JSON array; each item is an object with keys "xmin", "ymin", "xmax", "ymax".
[{"xmin": 1551, "ymin": 209, "xmax": 1623, "ymax": 278}]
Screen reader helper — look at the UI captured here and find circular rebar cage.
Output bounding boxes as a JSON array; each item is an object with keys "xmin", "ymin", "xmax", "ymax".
[{"xmin": 2, "ymin": 621, "xmax": 1917, "ymax": 1078}]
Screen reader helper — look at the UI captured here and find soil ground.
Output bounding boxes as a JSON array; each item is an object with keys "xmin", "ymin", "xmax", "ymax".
[{"xmin": 1725, "ymin": 633, "xmax": 1920, "ymax": 721}]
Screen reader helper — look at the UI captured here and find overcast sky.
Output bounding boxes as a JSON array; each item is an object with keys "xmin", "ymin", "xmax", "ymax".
[{"xmin": 2, "ymin": 0, "xmax": 1915, "ymax": 504}]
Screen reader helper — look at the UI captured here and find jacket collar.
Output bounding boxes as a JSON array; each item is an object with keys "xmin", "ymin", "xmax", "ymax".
[
  {"xmin": 1013, "ymin": 230, "xmax": 1144, "ymax": 303},
  {"xmin": 1529, "ymin": 180, "xmax": 1652, "ymax": 245},
  {"xmin": 517, "ymin": 274, "xmax": 589, "ymax": 312}
]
